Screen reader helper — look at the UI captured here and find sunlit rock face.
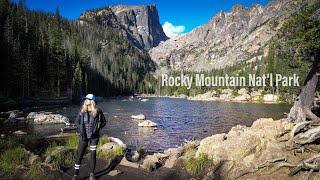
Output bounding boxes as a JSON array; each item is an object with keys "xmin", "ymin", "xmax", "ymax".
[
  {"xmin": 80, "ymin": 4, "xmax": 168, "ymax": 50},
  {"xmin": 149, "ymin": 0, "xmax": 318, "ymax": 72}
]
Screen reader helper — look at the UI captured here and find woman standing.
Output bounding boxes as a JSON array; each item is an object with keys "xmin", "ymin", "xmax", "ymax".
[{"xmin": 72, "ymin": 94, "xmax": 106, "ymax": 180}]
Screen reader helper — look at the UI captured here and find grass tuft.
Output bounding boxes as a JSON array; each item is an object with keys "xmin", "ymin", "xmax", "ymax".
[
  {"xmin": 184, "ymin": 154, "xmax": 216, "ymax": 176},
  {"xmin": 52, "ymin": 151, "xmax": 76, "ymax": 169},
  {"xmin": 97, "ymin": 150, "xmax": 117, "ymax": 163},
  {"xmin": 26, "ymin": 163, "xmax": 45, "ymax": 180},
  {"xmin": 98, "ymin": 135, "xmax": 109, "ymax": 146},
  {"xmin": 45, "ymin": 141, "xmax": 58, "ymax": 156},
  {"xmin": 0, "ymin": 147, "xmax": 28, "ymax": 174},
  {"xmin": 144, "ymin": 162, "xmax": 155, "ymax": 171},
  {"xmin": 115, "ymin": 146, "xmax": 127, "ymax": 156},
  {"xmin": 0, "ymin": 137, "xmax": 21, "ymax": 152},
  {"xmin": 137, "ymin": 147, "xmax": 146, "ymax": 157},
  {"xmin": 65, "ymin": 135, "xmax": 79, "ymax": 149}
]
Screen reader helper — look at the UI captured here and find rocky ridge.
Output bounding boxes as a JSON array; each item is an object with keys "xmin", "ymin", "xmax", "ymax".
[
  {"xmin": 149, "ymin": 0, "xmax": 318, "ymax": 72},
  {"xmin": 80, "ymin": 4, "xmax": 168, "ymax": 50}
]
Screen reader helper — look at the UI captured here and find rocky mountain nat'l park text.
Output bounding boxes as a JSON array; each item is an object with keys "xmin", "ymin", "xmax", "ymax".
[
  {"xmin": 0, "ymin": 0, "xmax": 319, "ymax": 179},
  {"xmin": 161, "ymin": 73, "xmax": 300, "ymax": 89}
]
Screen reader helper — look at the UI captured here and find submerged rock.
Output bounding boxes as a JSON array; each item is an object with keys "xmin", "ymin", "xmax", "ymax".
[
  {"xmin": 13, "ymin": 130, "xmax": 27, "ymax": 135},
  {"xmin": 138, "ymin": 120, "xmax": 157, "ymax": 127},
  {"xmin": 4, "ymin": 110, "xmax": 26, "ymax": 124},
  {"xmin": 131, "ymin": 114, "xmax": 146, "ymax": 120}
]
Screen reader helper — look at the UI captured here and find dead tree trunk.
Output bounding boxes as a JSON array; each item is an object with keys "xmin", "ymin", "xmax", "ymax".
[{"xmin": 288, "ymin": 51, "xmax": 320, "ymax": 123}]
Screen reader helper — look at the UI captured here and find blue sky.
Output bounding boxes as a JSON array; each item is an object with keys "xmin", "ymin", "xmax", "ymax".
[{"xmin": 21, "ymin": 0, "xmax": 272, "ymax": 35}]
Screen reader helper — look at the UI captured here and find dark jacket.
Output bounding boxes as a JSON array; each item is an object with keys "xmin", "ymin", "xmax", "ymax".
[{"xmin": 75, "ymin": 109, "xmax": 106, "ymax": 140}]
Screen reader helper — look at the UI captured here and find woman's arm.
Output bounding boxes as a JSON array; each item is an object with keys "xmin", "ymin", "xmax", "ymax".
[
  {"xmin": 98, "ymin": 110, "xmax": 106, "ymax": 129},
  {"xmin": 75, "ymin": 112, "xmax": 82, "ymax": 128}
]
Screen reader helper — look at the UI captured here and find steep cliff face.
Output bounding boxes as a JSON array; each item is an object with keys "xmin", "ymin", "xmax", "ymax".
[
  {"xmin": 149, "ymin": 0, "xmax": 318, "ymax": 71},
  {"xmin": 80, "ymin": 4, "xmax": 168, "ymax": 50}
]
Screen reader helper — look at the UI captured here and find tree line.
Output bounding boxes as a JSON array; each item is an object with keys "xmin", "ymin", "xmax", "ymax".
[{"xmin": 0, "ymin": 0, "xmax": 156, "ymax": 102}]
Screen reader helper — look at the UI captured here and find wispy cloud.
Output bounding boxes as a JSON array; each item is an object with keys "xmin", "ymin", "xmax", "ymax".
[{"xmin": 162, "ymin": 21, "xmax": 185, "ymax": 36}]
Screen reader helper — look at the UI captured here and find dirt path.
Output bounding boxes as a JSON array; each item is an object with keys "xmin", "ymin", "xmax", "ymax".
[{"xmin": 61, "ymin": 157, "xmax": 191, "ymax": 180}]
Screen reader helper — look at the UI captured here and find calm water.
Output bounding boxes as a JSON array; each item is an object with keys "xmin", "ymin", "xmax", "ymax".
[{"xmin": 9, "ymin": 98, "xmax": 291, "ymax": 152}]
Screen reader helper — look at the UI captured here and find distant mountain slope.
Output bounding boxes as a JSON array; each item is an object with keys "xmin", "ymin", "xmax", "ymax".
[
  {"xmin": 149, "ymin": 0, "xmax": 319, "ymax": 72},
  {"xmin": 80, "ymin": 4, "xmax": 168, "ymax": 50}
]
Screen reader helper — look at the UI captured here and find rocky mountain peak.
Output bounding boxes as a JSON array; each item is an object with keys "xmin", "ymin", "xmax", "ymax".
[
  {"xmin": 79, "ymin": 4, "xmax": 168, "ymax": 50},
  {"xmin": 149, "ymin": 0, "xmax": 318, "ymax": 72},
  {"xmin": 231, "ymin": 4, "xmax": 245, "ymax": 14}
]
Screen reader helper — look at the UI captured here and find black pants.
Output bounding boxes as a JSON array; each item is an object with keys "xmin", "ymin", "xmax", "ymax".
[{"xmin": 74, "ymin": 138, "xmax": 99, "ymax": 175}]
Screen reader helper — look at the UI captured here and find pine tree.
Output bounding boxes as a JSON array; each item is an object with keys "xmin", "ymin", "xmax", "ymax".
[
  {"xmin": 50, "ymin": 6, "xmax": 65, "ymax": 97},
  {"xmin": 72, "ymin": 62, "xmax": 82, "ymax": 99}
]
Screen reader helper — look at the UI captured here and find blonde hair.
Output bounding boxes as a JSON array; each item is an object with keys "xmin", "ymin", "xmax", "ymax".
[{"xmin": 81, "ymin": 99, "xmax": 97, "ymax": 117}]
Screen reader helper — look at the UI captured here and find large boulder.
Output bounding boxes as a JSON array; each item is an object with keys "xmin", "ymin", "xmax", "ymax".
[
  {"xmin": 163, "ymin": 147, "xmax": 184, "ymax": 168},
  {"xmin": 28, "ymin": 112, "xmax": 70, "ymax": 125},
  {"xmin": 197, "ymin": 131, "xmax": 260, "ymax": 162},
  {"xmin": 8, "ymin": 110, "xmax": 21, "ymax": 119},
  {"xmin": 98, "ymin": 142, "xmax": 119, "ymax": 151},
  {"xmin": 196, "ymin": 118, "xmax": 290, "ymax": 179},
  {"xmin": 26, "ymin": 112, "xmax": 37, "ymax": 119},
  {"xmin": 143, "ymin": 154, "xmax": 159, "ymax": 171},
  {"xmin": 197, "ymin": 119, "xmax": 286, "ymax": 160},
  {"xmin": 3, "ymin": 110, "xmax": 25, "ymax": 124},
  {"xmin": 45, "ymin": 146, "xmax": 76, "ymax": 164}
]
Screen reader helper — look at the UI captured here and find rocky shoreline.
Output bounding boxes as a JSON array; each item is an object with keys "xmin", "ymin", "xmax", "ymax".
[
  {"xmin": 144, "ymin": 88, "xmax": 280, "ymax": 104},
  {"xmin": 188, "ymin": 88, "xmax": 279, "ymax": 104},
  {"xmin": 1, "ymin": 110, "xmax": 318, "ymax": 179},
  {"xmin": 132, "ymin": 118, "xmax": 320, "ymax": 179}
]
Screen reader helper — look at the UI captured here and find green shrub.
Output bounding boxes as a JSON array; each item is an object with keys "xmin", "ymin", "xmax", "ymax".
[
  {"xmin": 144, "ymin": 162, "xmax": 155, "ymax": 171},
  {"xmin": 97, "ymin": 149, "xmax": 117, "ymax": 163},
  {"xmin": 0, "ymin": 147, "xmax": 28, "ymax": 174},
  {"xmin": 115, "ymin": 146, "xmax": 127, "ymax": 156},
  {"xmin": 98, "ymin": 135, "xmax": 109, "ymax": 146},
  {"xmin": 184, "ymin": 144, "xmax": 197, "ymax": 157},
  {"xmin": 137, "ymin": 147, "xmax": 146, "ymax": 157},
  {"xmin": 52, "ymin": 151, "xmax": 75, "ymax": 169},
  {"xmin": 0, "ymin": 137, "xmax": 21, "ymax": 152},
  {"xmin": 26, "ymin": 163, "xmax": 45, "ymax": 180},
  {"xmin": 65, "ymin": 135, "xmax": 79, "ymax": 149},
  {"xmin": 184, "ymin": 154, "xmax": 216, "ymax": 176}
]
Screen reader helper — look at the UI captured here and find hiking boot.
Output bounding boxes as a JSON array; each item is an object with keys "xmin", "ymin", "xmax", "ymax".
[
  {"xmin": 72, "ymin": 175, "xmax": 78, "ymax": 180},
  {"xmin": 90, "ymin": 173, "xmax": 96, "ymax": 180}
]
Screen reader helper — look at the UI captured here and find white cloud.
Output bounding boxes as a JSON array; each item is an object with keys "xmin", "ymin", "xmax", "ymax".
[{"xmin": 162, "ymin": 21, "xmax": 185, "ymax": 36}]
